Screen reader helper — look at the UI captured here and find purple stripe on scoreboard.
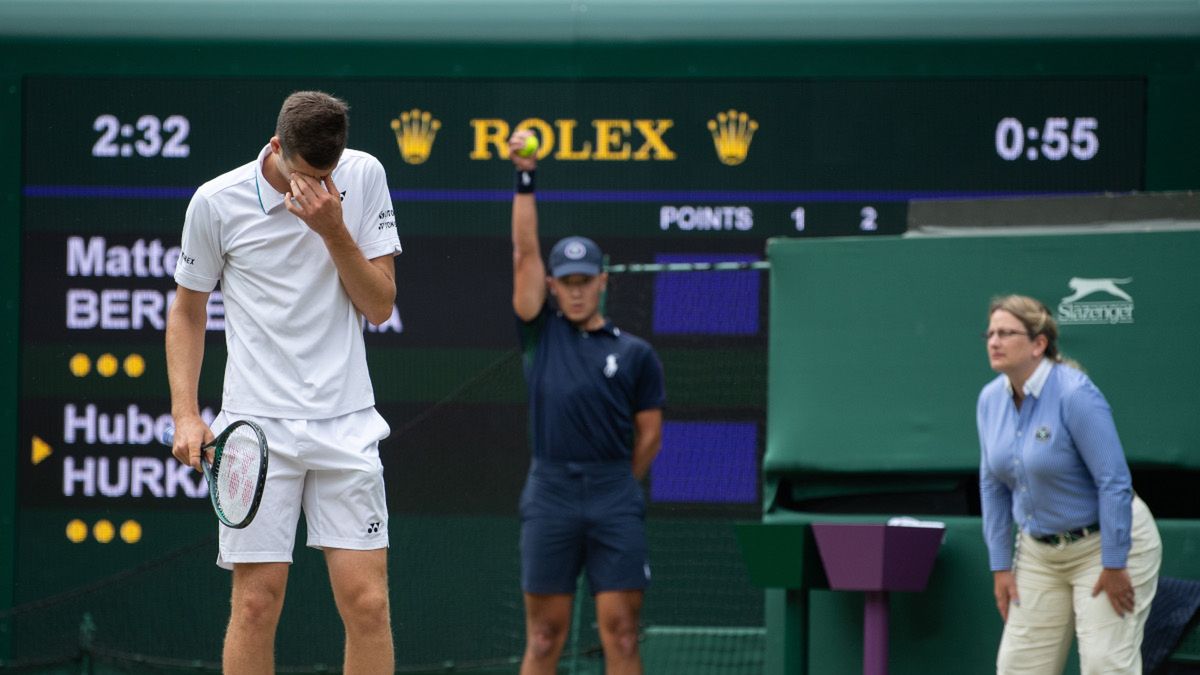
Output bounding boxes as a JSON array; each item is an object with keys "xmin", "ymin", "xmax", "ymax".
[
  {"xmin": 24, "ymin": 185, "xmax": 1041, "ymax": 203},
  {"xmin": 652, "ymin": 253, "xmax": 761, "ymax": 335},
  {"xmin": 23, "ymin": 185, "xmax": 198, "ymax": 199},
  {"xmin": 651, "ymin": 421, "xmax": 758, "ymax": 504}
]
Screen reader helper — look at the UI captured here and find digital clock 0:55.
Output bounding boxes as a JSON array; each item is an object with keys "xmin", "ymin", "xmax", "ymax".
[
  {"xmin": 995, "ymin": 117, "xmax": 1098, "ymax": 161},
  {"xmin": 92, "ymin": 114, "xmax": 191, "ymax": 158}
]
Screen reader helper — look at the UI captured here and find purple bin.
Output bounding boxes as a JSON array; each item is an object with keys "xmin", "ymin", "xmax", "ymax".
[
  {"xmin": 811, "ymin": 523, "xmax": 944, "ymax": 592},
  {"xmin": 811, "ymin": 523, "xmax": 945, "ymax": 675}
]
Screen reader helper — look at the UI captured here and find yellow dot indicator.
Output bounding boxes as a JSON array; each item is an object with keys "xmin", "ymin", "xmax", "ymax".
[
  {"xmin": 69, "ymin": 353, "xmax": 91, "ymax": 377},
  {"xmin": 93, "ymin": 519, "xmax": 115, "ymax": 543},
  {"xmin": 66, "ymin": 519, "xmax": 88, "ymax": 543},
  {"xmin": 120, "ymin": 520, "xmax": 142, "ymax": 544},
  {"xmin": 96, "ymin": 354, "xmax": 119, "ymax": 378},
  {"xmin": 123, "ymin": 354, "xmax": 146, "ymax": 378}
]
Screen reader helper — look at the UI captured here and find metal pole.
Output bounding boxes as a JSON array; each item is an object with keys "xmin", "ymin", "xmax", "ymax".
[{"xmin": 862, "ymin": 591, "xmax": 889, "ymax": 675}]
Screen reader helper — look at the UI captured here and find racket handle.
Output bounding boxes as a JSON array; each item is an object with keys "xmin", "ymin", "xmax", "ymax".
[{"xmin": 159, "ymin": 426, "xmax": 175, "ymax": 447}]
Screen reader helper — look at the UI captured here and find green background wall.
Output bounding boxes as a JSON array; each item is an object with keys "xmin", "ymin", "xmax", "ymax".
[{"xmin": 767, "ymin": 231, "xmax": 1200, "ymax": 478}]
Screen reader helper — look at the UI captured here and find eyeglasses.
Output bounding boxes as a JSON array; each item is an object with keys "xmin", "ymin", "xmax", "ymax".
[{"xmin": 982, "ymin": 329, "xmax": 1031, "ymax": 341}]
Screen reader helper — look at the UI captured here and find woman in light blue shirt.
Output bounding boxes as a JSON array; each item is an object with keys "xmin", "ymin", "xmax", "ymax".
[{"xmin": 978, "ymin": 295, "xmax": 1161, "ymax": 674}]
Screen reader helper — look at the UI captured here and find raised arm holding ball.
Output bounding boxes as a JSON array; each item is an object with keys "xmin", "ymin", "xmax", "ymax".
[{"xmin": 508, "ymin": 129, "xmax": 666, "ymax": 675}]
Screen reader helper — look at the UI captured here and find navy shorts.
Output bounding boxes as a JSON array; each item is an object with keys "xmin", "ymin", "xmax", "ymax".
[{"xmin": 519, "ymin": 458, "xmax": 649, "ymax": 595}]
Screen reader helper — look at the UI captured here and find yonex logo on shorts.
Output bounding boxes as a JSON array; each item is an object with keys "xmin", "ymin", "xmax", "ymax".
[{"xmin": 366, "ymin": 521, "xmax": 381, "ymax": 534}]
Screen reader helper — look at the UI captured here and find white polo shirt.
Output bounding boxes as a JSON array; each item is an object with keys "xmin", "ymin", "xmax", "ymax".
[{"xmin": 175, "ymin": 144, "xmax": 401, "ymax": 419}]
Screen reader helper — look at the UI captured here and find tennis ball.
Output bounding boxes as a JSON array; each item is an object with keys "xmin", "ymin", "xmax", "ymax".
[{"xmin": 518, "ymin": 134, "xmax": 539, "ymax": 158}]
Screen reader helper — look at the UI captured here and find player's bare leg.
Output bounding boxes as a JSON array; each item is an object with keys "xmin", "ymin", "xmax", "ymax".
[
  {"xmin": 520, "ymin": 593, "xmax": 573, "ymax": 674},
  {"xmin": 325, "ymin": 548, "xmax": 394, "ymax": 675},
  {"xmin": 225, "ymin": 562, "xmax": 289, "ymax": 675},
  {"xmin": 596, "ymin": 590, "xmax": 644, "ymax": 675}
]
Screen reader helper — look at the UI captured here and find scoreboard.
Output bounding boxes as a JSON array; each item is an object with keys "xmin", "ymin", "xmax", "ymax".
[{"xmin": 17, "ymin": 75, "xmax": 1149, "ymax": 516}]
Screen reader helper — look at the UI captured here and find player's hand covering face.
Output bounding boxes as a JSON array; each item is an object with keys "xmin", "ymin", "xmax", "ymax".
[{"xmin": 286, "ymin": 171, "xmax": 346, "ymax": 238}]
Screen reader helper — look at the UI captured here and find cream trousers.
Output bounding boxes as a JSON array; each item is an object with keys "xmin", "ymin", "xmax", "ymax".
[{"xmin": 998, "ymin": 496, "xmax": 1162, "ymax": 674}]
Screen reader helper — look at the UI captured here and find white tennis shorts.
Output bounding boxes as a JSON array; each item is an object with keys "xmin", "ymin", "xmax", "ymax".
[{"xmin": 212, "ymin": 407, "xmax": 391, "ymax": 570}]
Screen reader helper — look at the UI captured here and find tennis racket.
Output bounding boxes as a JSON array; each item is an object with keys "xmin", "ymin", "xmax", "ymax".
[{"xmin": 161, "ymin": 420, "xmax": 269, "ymax": 529}]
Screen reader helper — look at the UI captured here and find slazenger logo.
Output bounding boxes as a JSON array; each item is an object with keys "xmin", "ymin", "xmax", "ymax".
[{"xmin": 1056, "ymin": 277, "xmax": 1134, "ymax": 325}]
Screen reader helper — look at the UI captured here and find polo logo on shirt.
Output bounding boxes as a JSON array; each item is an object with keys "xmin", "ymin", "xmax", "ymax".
[
  {"xmin": 1035, "ymin": 426, "xmax": 1052, "ymax": 441},
  {"xmin": 604, "ymin": 353, "xmax": 619, "ymax": 378}
]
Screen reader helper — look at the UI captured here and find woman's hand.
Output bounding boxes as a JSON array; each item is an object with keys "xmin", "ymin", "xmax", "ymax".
[
  {"xmin": 1093, "ymin": 567, "xmax": 1135, "ymax": 617},
  {"xmin": 993, "ymin": 570, "xmax": 1020, "ymax": 622}
]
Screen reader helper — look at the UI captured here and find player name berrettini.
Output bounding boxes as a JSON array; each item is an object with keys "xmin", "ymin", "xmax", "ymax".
[{"xmin": 65, "ymin": 235, "xmax": 226, "ymax": 331}]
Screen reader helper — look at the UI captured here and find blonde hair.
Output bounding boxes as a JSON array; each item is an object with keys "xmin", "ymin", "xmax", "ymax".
[{"xmin": 988, "ymin": 294, "xmax": 1082, "ymax": 369}]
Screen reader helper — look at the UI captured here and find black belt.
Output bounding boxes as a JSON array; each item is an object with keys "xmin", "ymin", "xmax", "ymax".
[{"xmin": 1032, "ymin": 524, "xmax": 1099, "ymax": 546}]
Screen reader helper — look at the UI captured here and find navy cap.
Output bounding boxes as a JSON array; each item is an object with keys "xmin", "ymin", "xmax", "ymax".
[{"xmin": 548, "ymin": 236, "xmax": 603, "ymax": 278}]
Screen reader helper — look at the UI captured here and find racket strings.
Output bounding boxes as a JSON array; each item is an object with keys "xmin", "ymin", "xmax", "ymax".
[{"xmin": 214, "ymin": 427, "xmax": 265, "ymax": 524}]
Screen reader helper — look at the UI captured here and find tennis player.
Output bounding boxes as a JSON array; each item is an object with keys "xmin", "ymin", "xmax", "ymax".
[
  {"xmin": 166, "ymin": 91, "xmax": 400, "ymax": 674},
  {"xmin": 508, "ymin": 130, "xmax": 666, "ymax": 674}
]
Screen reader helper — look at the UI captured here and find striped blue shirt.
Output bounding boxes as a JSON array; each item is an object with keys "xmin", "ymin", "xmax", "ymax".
[{"xmin": 978, "ymin": 359, "xmax": 1133, "ymax": 571}]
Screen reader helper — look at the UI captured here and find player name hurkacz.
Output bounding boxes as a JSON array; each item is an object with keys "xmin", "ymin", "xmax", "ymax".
[{"xmin": 59, "ymin": 403, "xmax": 219, "ymax": 500}]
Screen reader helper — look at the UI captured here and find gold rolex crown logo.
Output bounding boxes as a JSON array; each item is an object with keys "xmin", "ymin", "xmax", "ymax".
[
  {"xmin": 707, "ymin": 109, "xmax": 758, "ymax": 166},
  {"xmin": 390, "ymin": 109, "xmax": 442, "ymax": 165}
]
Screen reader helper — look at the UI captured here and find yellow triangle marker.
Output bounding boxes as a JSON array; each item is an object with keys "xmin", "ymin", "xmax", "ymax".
[{"xmin": 32, "ymin": 436, "xmax": 52, "ymax": 465}]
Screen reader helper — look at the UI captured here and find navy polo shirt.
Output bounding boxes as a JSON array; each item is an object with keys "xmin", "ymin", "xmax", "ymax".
[{"xmin": 518, "ymin": 303, "xmax": 666, "ymax": 462}]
